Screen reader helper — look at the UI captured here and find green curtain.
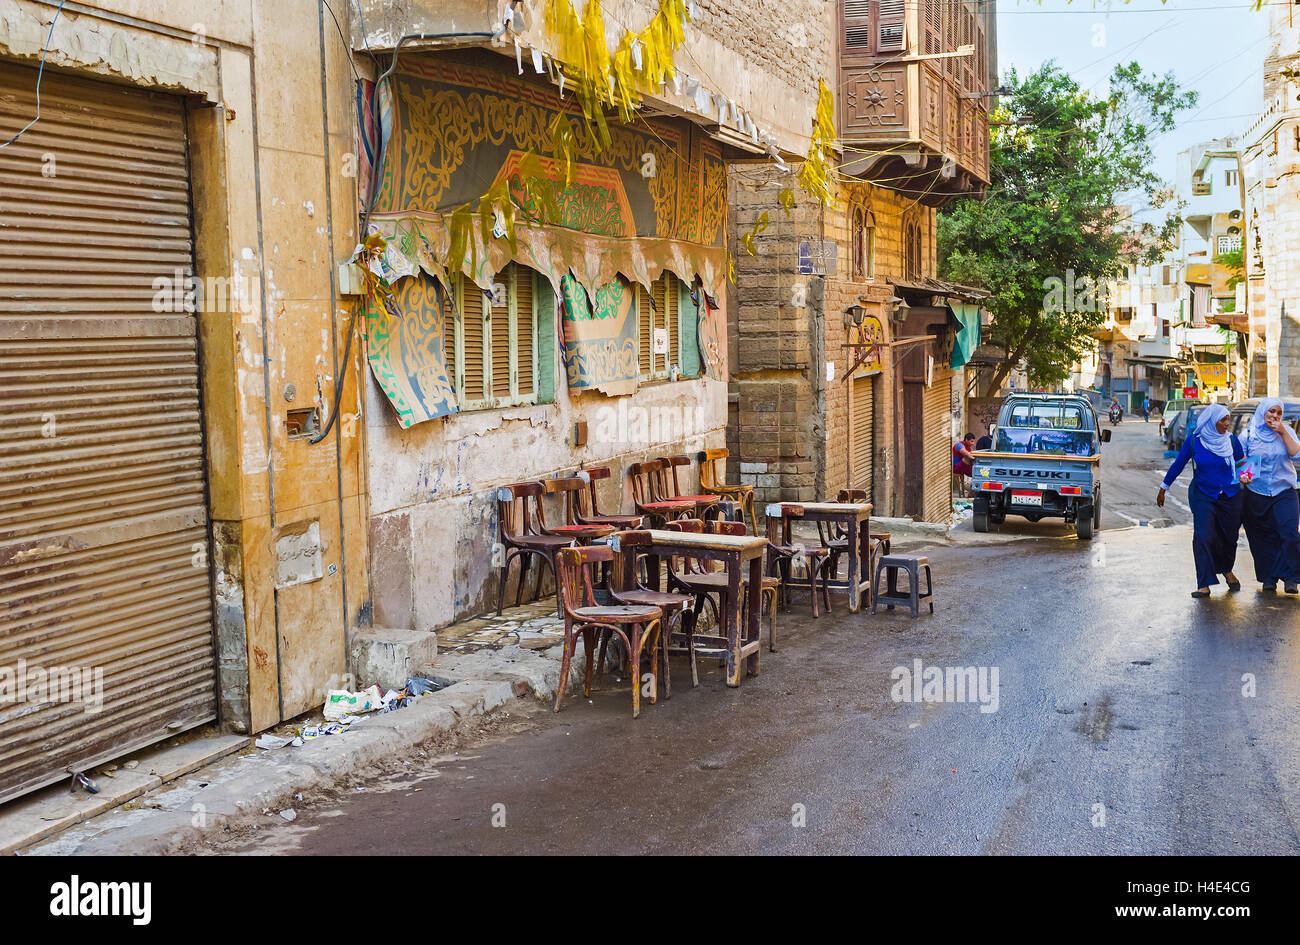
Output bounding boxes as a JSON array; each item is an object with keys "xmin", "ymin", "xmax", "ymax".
[{"xmin": 949, "ymin": 303, "xmax": 982, "ymax": 369}]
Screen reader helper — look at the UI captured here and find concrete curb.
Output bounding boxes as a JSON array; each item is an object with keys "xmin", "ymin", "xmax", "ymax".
[{"xmin": 20, "ymin": 641, "xmax": 593, "ymax": 855}]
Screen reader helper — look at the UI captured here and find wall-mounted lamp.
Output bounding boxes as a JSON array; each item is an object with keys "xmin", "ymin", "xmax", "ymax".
[
  {"xmin": 843, "ymin": 303, "xmax": 867, "ymax": 329},
  {"xmin": 888, "ymin": 297, "xmax": 910, "ymax": 321}
]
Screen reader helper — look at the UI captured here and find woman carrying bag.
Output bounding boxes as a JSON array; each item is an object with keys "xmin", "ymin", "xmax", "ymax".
[
  {"xmin": 1240, "ymin": 398, "xmax": 1300, "ymax": 593},
  {"xmin": 1156, "ymin": 403, "xmax": 1244, "ymax": 598}
]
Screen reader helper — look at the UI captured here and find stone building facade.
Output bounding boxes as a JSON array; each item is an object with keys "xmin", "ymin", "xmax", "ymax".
[
  {"xmin": 1243, "ymin": 2, "xmax": 1300, "ymax": 397},
  {"xmin": 0, "ymin": 0, "xmax": 831, "ymax": 804},
  {"xmin": 725, "ymin": 0, "xmax": 993, "ymax": 521},
  {"xmin": 0, "ymin": 0, "xmax": 367, "ymax": 802},
  {"xmin": 353, "ymin": 0, "xmax": 827, "ymax": 631}
]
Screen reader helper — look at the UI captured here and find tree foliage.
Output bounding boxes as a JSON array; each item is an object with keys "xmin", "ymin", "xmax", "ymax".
[{"xmin": 938, "ymin": 62, "xmax": 1196, "ymax": 393}]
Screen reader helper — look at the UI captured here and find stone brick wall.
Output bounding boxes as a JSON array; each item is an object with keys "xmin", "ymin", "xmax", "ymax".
[
  {"xmin": 693, "ymin": 0, "xmax": 830, "ymax": 100},
  {"xmin": 727, "ymin": 164, "xmax": 823, "ymax": 506},
  {"xmin": 727, "ymin": 160, "xmax": 938, "ymax": 513}
]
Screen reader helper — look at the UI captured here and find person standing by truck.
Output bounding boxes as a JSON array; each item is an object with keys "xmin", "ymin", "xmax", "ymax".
[
  {"xmin": 1240, "ymin": 398, "xmax": 1300, "ymax": 594},
  {"xmin": 952, "ymin": 433, "xmax": 976, "ymax": 497},
  {"xmin": 1156, "ymin": 403, "xmax": 1244, "ymax": 598}
]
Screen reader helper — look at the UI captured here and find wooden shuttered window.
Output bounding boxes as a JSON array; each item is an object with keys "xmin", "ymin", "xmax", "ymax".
[
  {"xmin": 447, "ymin": 262, "xmax": 538, "ymax": 410},
  {"xmin": 637, "ymin": 272, "xmax": 686, "ymax": 381},
  {"xmin": 842, "ymin": 0, "xmax": 873, "ymax": 54},
  {"xmin": 877, "ymin": 0, "xmax": 906, "ymax": 52},
  {"xmin": 844, "ymin": 0, "xmax": 905, "ymax": 55}
]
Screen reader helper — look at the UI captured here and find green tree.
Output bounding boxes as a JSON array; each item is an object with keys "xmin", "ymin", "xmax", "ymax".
[{"xmin": 939, "ymin": 62, "xmax": 1196, "ymax": 394}]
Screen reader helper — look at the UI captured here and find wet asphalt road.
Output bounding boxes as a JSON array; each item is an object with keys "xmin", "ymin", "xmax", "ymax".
[{"xmin": 208, "ymin": 423, "xmax": 1300, "ymax": 855}]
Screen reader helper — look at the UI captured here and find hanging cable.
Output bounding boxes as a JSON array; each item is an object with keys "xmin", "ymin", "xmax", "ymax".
[
  {"xmin": 0, "ymin": 0, "xmax": 68, "ymax": 151},
  {"xmin": 310, "ymin": 8, "xmax": 517, "ymax": 444}
]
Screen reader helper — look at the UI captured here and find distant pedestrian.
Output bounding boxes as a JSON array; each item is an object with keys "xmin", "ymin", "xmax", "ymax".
[
  {"xmin": 1142, "ymin": 396, "xmax": 1150, "ymax": 422},
  {"xmin": 952, "ymin": 433, "xmax": 976, "ymax": 497},
  {"xmin": 1157, "ymin": 403, "xmax": 1243, "ymax": 597},
  {"xmin": 1240, "ymin": 398, "xmax": 1300, "ymax": 593},
  {"xmin": 975, "ymin": 424, "xmax": 993, "ymax": 452}
]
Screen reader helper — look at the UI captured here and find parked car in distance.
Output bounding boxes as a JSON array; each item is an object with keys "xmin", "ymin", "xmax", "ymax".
[
  {"xmin": 1158, "ymin": 397, "xmax": 1199, "ymax": 438},
  {"xmin": 1176, "ymin": 404, "xmax": 1210, "ymax": 451},
  {"xmin": 1229, "ymin": 398, "xmax": 1300, "ymax": 479},
  {"xmin": 1163, "ymin": 409, "xmax": 1187, "ymax": 450}
]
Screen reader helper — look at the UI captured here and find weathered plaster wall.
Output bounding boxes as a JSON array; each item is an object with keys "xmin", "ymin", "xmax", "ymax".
[
  {"xmin": 365, "ymin": 357, "xmax": 728, "ymax": 632},
  {"xmin": 1, "ymin": 0, "xmax": 368, "ymax": 732}
]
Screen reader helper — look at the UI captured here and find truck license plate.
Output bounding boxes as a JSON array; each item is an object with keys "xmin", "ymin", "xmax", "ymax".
[{"xmin": 1012, "ymin": 490, "xmax": 1042, "ymax": 506}]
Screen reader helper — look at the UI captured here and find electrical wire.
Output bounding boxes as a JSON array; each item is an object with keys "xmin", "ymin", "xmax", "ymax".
[
  {"xmin": 310, "ymin": 4, "xmax": 513, "ymax": 445},
  {"xmin": 0, "ymin": 0, "xmax": 67, "ymax": 151}
]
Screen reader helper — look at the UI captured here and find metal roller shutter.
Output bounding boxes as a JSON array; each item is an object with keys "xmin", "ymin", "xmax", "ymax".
[
  {"xmin": 922, "ymin": 367, "xmax": 954, "ymax": 521},
  {"xmin": 0, "ymin": 62, "xmax": 217, "ymax": 803},
  {"xmin": 850, "ymin": 376, "xmax": 873, "ymax": 497}
]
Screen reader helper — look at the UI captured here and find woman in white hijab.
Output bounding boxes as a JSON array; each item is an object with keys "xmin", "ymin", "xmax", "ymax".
[
  {"xmin": 1157, "ymin": 402, "xmax": 1245, "ymax": 597},
  {"xmin": 1240, "ymin": 398, "xmax": 1300, "ymax": 593}
]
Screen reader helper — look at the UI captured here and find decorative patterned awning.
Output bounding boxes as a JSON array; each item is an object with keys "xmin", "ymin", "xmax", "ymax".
[{"xmin": 360, "ymin": 55, "xmax": 730, "ymax": 426}]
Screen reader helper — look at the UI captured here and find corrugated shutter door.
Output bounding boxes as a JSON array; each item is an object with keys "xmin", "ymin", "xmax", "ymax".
[
  {"xmin": 851, "ymin": 376, "xmax": 873, "ymax": 496},
  {"xmin": 0, "ymin": 62, "xmax": 217, "ymax": 803},
  {"xmin": 922, "ymin": 368, "xmax": 954, "ymax": 521}
]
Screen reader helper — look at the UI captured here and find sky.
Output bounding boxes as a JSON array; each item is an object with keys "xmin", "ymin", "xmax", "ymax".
[{"xmin": 995, "ymin": 0, "xmax": 1270, "ymax": 185}]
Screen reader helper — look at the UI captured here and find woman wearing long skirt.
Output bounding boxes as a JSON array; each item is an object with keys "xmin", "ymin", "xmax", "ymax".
[
  {"xmin": 1240, "ymin": 398, "xmax": 1300, "ymax": 593},
  {"xmin": 1157, "ymin": 403, "xmax": 1244, "ymax": 598}
]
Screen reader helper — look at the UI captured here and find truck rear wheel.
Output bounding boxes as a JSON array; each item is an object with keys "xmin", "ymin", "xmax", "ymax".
[
  {"xmin": 973, "ymin": 496, "xmax": 989, "ymax": 532},
  {"xmin": 1077, "ymin": 506, "xmax": 1094, "ymax": 540}
]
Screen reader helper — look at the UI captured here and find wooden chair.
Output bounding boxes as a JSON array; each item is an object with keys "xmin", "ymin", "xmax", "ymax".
[
  {"xmin": 607, "ymin": 529, "xmax": 694, "ymax": 697},
  {"xmin": 495, "ymin": 482, "xmax": 574, "ymax": 615},
  {"xmin": 553, "ymin": 545, "xmax": 663, "ymax": 718},
  {"xmin": 766, "ymin": 504, "xmax": 834, "ymax": 617},
  {"xmin": 627, "ymin": 459, "xmax": 698, "ymax": 528},
  {"xmin": 711, "ymin": 519, "xmax": 780, "ymax": 653},
  {"xmin": 659, "ymin": 454, "xmax": 722, "ymax": 521},
  {"xmin": 698, "ymin": 448, "xmax": 757, "ymax": 534},
  {"xmin": 542, "ymin": 478, "xmax": 617, "ymax": 543},
  {"xmin": 660, "ymin": 519, "xmax": 723, "ymax": 685},
  {"xmin": 574, "ymin": 467, "xmax": 645, "ymax": 529},
  {"xmin": 819, "ymin": 489, "xmax": 888, "ymax": 579}
]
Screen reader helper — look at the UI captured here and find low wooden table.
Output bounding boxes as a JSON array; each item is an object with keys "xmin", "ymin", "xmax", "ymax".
[
  {"xmin": 767, "ymin": 501, "xmax": 873, "ymax": 612},
  {"xmin": 611, "ymin": 529, "xmax": 769, "ymax": 687}
]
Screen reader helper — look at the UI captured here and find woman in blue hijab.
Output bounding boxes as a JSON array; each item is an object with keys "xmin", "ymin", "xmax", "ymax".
[
  {"xmin": 1240, "ymin": 398, "xmax": 1300, "ymax": 593},
  {"xmin": 1157, "ymin": 403, "xmax": 1244, "ymax": 597}
]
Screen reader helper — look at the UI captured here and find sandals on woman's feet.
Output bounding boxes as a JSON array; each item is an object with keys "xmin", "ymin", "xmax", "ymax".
[{"xmin": 1190, "ymin": 589, "xmax": 1211, "ymax": 598}]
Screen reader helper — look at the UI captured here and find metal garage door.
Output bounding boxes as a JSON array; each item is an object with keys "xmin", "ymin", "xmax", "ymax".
[
  {"xmin": 850, "ymin": 375, "xmax": 873, "ymax": 498},
  {"xmin": 922, "ymin": 367, "xmax": 954, "ymax": 522},
  {"xmin": 0, "ymin": 62, "xmax": 217, "ymax": 803}
]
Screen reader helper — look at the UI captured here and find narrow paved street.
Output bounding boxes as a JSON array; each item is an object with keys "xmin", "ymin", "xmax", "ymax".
[{"xmin": 195, "ymin": 422, "xmax": 1300, "ymax": 856}]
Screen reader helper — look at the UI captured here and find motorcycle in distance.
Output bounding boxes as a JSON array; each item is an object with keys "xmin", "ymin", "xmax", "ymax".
[{"xmin": 1108, "ymin": 403, "xmax": 1122, "ymax": 425}]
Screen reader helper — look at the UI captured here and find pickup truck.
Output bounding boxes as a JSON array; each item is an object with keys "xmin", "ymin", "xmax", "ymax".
[{"xmin": 969, "ymin": 393, "xmax": 1111, "ymax": 539}]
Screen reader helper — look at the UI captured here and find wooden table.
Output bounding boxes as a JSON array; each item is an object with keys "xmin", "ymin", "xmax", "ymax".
[
  {"xmin": 767, "ymin": 501, "xmax": 873, "ymax": 612},
  {"xmin": 611, "ymin": 529, "xmax": 769, "ymax": 687}
]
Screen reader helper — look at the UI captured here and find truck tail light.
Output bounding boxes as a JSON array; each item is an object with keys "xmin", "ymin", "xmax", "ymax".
[
  {"xmin": 1060, "ymin": 486, "xmax": 1082, "ymax": 495},
  {"xmin": 980, "ymin": 482, "xmax": 1003, "ymax": 491}
]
